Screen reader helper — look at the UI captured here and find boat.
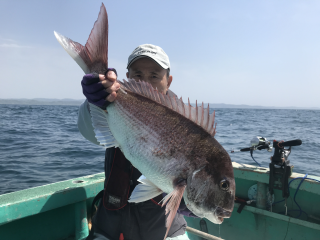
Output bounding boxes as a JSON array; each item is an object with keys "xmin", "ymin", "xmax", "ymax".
[{"xmin": 1, "ymin": 160, "xmax": 319, "ymax": 240}]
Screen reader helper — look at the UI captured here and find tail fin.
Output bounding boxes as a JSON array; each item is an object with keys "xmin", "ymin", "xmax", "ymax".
[
  {"xmin": 54, "ymin": 3, "xmax": 108, "ymax": 74},
  {"xmin": 54, "ymin": 31, "xmax": 90, "ymax": 73}
]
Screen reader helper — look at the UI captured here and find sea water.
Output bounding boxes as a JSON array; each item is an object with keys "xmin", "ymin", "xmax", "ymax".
[{"xmin": 0, "ymin": 104, "xmax": 319, "ymax": 195}]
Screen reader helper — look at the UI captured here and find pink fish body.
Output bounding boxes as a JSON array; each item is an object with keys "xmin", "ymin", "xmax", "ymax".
[{"xmin": 54, "ymin": 4, "xmax": 235, "ymax": 239}]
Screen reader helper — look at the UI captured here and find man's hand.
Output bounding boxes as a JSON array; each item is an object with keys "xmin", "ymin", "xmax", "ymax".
[{"xmin": 81, "ymin": 68, "xmax": 120, "ymax": 110}]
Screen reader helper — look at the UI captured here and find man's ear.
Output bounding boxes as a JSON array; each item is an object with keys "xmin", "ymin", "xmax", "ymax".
[
  {"xmin": 167, "ymin": 75, "xmax": 173, "ymax": 90},
  {"xmin": 126, "ymin": 72, "xmax": 129, "ymax": 78}
]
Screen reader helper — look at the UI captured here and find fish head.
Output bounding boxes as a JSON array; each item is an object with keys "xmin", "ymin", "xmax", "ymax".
[{"xmin": 184, "ymin": 148, "xmax": 235, "ymax": 224}]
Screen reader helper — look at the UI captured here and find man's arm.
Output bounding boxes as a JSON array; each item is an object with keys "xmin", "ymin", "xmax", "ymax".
[{"xmin": 78, "ymin": 69, "xmax": 118, "ymax": 144}]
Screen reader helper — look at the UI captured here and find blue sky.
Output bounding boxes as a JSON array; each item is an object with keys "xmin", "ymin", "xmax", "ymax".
[{"xmin": 0, "ymin": 0, "xmax": 319, "ymax": 107}]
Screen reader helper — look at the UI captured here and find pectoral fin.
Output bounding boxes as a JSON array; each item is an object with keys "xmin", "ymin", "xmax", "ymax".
[
  {"xmin": 88, "ymin": 103, "xmax": 119, "ymax": 148},
  {"xmin": 161, "ymin": 182, "xmax": 187, "ymax": 240},
  {"xmin": 128, "ymin": 175, "xmax": 163, "ymax": 203}
]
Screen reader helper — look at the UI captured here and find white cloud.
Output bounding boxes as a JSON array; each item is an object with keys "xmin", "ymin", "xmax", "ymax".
[
  {"xmin": 0, "ymin": 36, "xmax": 18, "ymax": 43},
  {"xmin": 0, "ymin": 43, "xmax": 31, "ymax": 48},
  {"xmin": 0, "ymin": 36, "xmax": 32, "ymax": 48}
]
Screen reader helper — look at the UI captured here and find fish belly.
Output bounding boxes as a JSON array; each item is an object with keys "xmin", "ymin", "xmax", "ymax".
[{"xmin": 106, "ymin": 102, "xmax": 176, "ymax": 194}]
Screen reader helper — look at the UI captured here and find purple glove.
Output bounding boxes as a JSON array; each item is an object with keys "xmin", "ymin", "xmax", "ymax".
[
  {"xmin": 177, "ymin": 198, "xmax": 199, "ymax": 218},
  {"xmin": 162, "ymin": 193, "xmax": 199, "ymax": 218},
  {"xmin": 81, "ymin": 68, "xmax": 118, "ymax": 110}
]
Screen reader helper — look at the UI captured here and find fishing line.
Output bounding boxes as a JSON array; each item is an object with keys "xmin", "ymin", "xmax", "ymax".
[
  {"xmin": 283, "ymin": 217, "xmax": 290, "ymax": 240},
  {"xmin": 250, "ymin": 149, "xmax": 261, "ymax": 167},
  {"xmin": 273, "ymin": 174, "xmax": 320, "ymax": 218},
  {"xmin": 293, "ymin": 174, "xmax": 308, "ymax": 218}
]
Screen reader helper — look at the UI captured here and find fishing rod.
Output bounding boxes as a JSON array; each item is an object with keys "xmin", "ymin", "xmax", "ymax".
[
  {"xmin": 186, "ymin": 226, "xmax": 224, "ymax": 240},
  {"xmin": 230, "ymin": 136, "xmax": 273, "ymax": 167}
]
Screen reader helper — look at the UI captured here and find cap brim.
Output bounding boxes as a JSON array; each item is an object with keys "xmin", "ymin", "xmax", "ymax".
[{"xmin": 127, "ymin": 55, "xmax": 168, "ymax": 69}]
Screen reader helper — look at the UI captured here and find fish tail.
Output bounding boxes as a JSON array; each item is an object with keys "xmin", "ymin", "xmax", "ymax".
[{"xmin": 54, "ymin": 3, "xmax": 108, "ymax": 74}]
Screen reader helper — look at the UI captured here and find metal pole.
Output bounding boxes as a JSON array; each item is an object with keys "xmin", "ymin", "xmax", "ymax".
[
  {"xmin": 256, "ymin": 182, "xmax": 267, "ymax": 209},
  {"xmin": 186, "ymin": 226, "xmax": 224, "ymax": 240},
  {"xmin": 74, "ymin": 200, "xmax": 89, "ymax": 240}
]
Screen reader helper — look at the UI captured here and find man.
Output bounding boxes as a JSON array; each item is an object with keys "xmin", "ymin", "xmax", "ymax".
[{"xmin": 78, "ymin": 44, "xmax": 193, "ymax": 240}]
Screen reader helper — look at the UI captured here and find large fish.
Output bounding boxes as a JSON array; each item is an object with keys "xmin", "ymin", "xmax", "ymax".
[{"xmin": 54, "ymin": 3, "xmax": 235, "ymax": 239}]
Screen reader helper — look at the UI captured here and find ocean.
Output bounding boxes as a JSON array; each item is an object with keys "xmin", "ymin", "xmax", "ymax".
[{"xmin": 0, "ymin": 104, "xmax": 319, "ymax": 195}]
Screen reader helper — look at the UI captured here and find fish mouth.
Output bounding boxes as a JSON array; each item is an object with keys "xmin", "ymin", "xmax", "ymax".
[
  {"xmin": 216, "ymin": 209, "xmax": 232, "ymax": 224},
  {"xmin": 215, "ymin": 207, "xmax": 232, "ymax": 220},
  {"xmin": 204, "ymin": 207, "xmax": 232, "ymax": 224},
  {"xmin": 215, "ymin": 207, "xmax": 231, "ymax": 224}
]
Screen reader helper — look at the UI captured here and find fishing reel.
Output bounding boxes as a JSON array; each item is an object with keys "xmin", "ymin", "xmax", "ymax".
[
  {"xmin": 250, "ymin": 136, "xmax": 273, "ymax": 152},
  {"xmin": 231, "ymin": 136, "xmax": 273, "ymax": 153}
]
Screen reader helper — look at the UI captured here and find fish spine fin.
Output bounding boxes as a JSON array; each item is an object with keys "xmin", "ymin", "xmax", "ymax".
[
  {"xmin": 121, "ymin": 79, "xmax": 217, "ymax": 137},
  {"xmin": 200, "ymin": 102, "xmax": 204, "ymax": 127},
  {"xmin": 180, "ymin": 97, "xmax": 185, "ymax": 116},
  {"xmin": 161, "ymin": 184, "xmax": 186, "ymax": 240},
  {"xmin": 188, "ymin": 98, "xmax": 191, "ymax": 119},
  {"xmin": 54, "ymin": 3, "xmax": 108, "ymax": 74},
  {"xmin": 166, "ymin": 93, "xmax": 173, "ymax": 109},
  {"xmin": 195, "ymin": 100, "xmax": 198, "ymax": 124},
  {"xmin": 88, "ymin": 103, "xmax": 119, "ymax": 148}
]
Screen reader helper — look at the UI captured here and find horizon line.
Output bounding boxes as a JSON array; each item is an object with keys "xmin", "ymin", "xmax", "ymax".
[{"xmin": 0, "ymin": 98, "xmax": 319, "ymax": 110}]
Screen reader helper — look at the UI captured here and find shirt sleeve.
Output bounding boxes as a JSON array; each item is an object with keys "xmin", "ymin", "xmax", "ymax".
[{"xmin": 77, "ymin": 99, "xmax": 100, "ymax": 145}]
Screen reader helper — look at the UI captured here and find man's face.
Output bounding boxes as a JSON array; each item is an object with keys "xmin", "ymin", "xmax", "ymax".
[{"xmin": 126, "ymin": 57, "xmax": 172, "ymax": 94}]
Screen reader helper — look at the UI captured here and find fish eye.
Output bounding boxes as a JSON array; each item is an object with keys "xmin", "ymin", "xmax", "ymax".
[{"xmin": 220, "ymin": 180, "xmax": 229, "ymax": 191}]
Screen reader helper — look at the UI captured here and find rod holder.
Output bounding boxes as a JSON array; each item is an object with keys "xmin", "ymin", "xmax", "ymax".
[{"xmin": 256, "ymin": 182, "xmax": 267, "ymax": 209}]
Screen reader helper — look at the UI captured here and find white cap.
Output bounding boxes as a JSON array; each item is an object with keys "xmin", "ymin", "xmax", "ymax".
[{"xmin": 127, "ymin": 44, "xmax": 170, "ymax": 69}]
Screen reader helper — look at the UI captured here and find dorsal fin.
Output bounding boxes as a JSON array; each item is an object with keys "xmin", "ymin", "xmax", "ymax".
[
  {"xmin": 54, "ymin": 3, "xmax": 108, "ymax": 74},
  {"xmin": 121, "ymin": 79, "xmax": 216, "ymax": 137}
]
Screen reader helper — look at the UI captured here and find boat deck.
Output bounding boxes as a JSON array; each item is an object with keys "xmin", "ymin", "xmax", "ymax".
[{"xmin": 0, "ymin": 163, "xmax": 320, "ymax": 240}]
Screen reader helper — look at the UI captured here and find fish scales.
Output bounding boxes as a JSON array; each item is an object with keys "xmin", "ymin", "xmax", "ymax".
[
  {"xmin": 107, "ymin": 89, "xmax": 230, "ymax": 195},
  {"xmin": 106, "ymin": 91, "xmax": 190, "ymax": 193}
]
